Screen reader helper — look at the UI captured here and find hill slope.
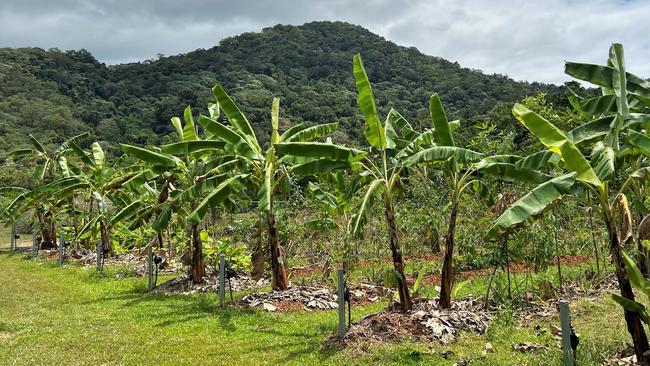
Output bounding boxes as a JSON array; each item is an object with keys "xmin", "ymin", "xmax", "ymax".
[{"xmin": 0, "ymin": 21, "xmax": 557, "ymax": 157}]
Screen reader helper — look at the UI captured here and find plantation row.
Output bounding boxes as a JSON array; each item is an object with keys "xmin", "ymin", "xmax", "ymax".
[{"xmin": 2, "ymin": 44, "xmax": 650, "ymax": 361}]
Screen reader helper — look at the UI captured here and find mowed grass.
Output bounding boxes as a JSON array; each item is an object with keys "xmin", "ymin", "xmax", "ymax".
[{"xmin": 0, "ymin": 237, "xmax": 637, "ymax": 366}]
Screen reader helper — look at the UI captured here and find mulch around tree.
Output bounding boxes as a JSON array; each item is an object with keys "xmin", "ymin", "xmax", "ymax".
[
  {"xmin": 155, "ymin": 274, "xmax": 270, "ymax": 295},
  {"xmin": 241, "ymin": 283, "xmax": 393, "ymax": 312},
  {"xmin": 325, "ymin": 297, "xmax": 493, "ymax": 351}
]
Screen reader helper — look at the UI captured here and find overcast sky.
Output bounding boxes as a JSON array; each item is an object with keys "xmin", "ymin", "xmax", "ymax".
[{"xmin": 1, "ymin": 0, "xmax": 648, "ymax": 84}]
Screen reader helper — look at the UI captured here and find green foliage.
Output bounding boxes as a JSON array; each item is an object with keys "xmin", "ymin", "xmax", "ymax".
[
  {"xmin": 200, "ymin": 230, "xmax": 251, "ymax": 273},
  {"xmin": 0, "ymin": 22, "xmax": 556, "ymax": 160}
]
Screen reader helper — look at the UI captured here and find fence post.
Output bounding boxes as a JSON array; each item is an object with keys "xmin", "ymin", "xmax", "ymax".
[
  {"xmin": 32, "ymin": 229, "xmax": 38, "ymax": 257},
  {"xmin": 58, "ymin": 229, "xmax": 64, "ymax": 267},
  {"xmin": 96, "ymin": 239, "xmax": 103, "ymax": 272},
  {"xmin": 559, "ymin": 300, "xmax": 574, "ymax": 366},
  {"xmin": 219, "ymin": 254, "xmax": 226, "ymax": 308},
  {"xmin": 338, "ymin": 269, "xmax": 345, "ymax": 337},
  {"xmin": 11, "ymin": 225, "xmax": 16, "ymax": 251},
  {"xmin": 147, "ymin": 245, "xmax": 153, "ymax": 292}
]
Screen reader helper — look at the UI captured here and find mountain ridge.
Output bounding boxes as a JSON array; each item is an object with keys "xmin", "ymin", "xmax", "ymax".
[{"xmin": 0, "ymin": 21, "xmax": 558, "ymax": 158}]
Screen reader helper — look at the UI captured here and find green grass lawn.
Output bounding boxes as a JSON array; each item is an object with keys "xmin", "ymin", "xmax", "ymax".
[{"xmin": 0, "ymin": 252, "xmax": 636, "ymax": 365}]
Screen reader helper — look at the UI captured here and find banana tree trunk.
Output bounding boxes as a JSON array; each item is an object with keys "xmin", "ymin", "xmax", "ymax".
[
  {"xmin": 606, "ymin": 213, "xmax": 650, "ymax": 362},
  {"xmin": 440, "ymin": 199, "xmax": 459, "ymax": 309},
  {"xmin": 190, "ymin": 224, "xmax": 205, "ymax": 284},
  {"xmin": 267, "ymin": 210, "xmax": 289, "ymax": 290},
  {"xmin": 99, "ymin": 219, "xmax": 112, "ymax": 255},
  {"xmin": 38, "ymin": 211, "xmax": 57, "ymax": 249},
  {"xmin": 384, "ymin": 200, "xmax": 412, "ymax": 312},
  {"xmin": 251, "ymin": 218, "xmax": 265, "ymax": 280}
]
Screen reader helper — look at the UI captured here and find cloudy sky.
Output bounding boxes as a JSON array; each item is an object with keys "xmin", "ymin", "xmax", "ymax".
[{"xmin": 1, "ymin": 0, "xmax": 648, "ymax": 84}]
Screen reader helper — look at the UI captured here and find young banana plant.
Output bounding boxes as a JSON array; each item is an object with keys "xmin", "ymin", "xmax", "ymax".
[
  {"xmin": 488, "ymin": 42, "xmax": 650, "ymax": 364},
  {"xmin": 117, "ymin": 106, "xmax": 242, "ymax": 284},
  {"xmin": 404, "ymin": 94, "xmax": 558, "ymax": 308},
  {"xmin": 277, "ymin": 54, "xmax": 439, "ymax": 311},
  {"xmin": 197, "ymin": 87, "xmax": 341, "ymax": 290},
  {"xmin": 6, "ymin": 132, "xmax": 89, "ymax": 248},
  {"xmin": 304, "ymin": 171, "xmax": 365, "ymax": 272}
]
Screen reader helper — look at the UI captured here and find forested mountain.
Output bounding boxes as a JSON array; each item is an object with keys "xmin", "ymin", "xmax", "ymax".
[{"xmin": 0, "ymin": 21, "xmax": 559, "ymax": 158}]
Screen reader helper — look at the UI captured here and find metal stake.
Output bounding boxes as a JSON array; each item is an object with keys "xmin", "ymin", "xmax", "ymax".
[
  {"xmin": 147, "ymin": 245, "xmax": 153, "ymax": 292},
  {"xmin": 58, "ymin": 230, "xmax": 64, "ymax": 267},
  {"xmin": 96, "ymin": 239, "xmax": 103, "ymax": 272},
  {"xmin": 338, "ymin": 269, "xmax": 345, "ymax": 337},
  {"xmin": 559, "ymin": 300, "xmax": 574, "ymax": 366},
  {"xmin": 219, "ymin": 254, "xmax": 225, "ymax": 308},
  {"xmin": 11, "ymin": 225, "xmax": 16, "ymax": 251},
  {"xmin": 32, "ymin": 229, "xmax": 37, "ymax": 257}
]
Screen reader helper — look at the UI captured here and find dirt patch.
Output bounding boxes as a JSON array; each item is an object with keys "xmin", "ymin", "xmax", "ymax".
[
  {"xmin": 155, "ymin": 275, "xmax": 269, "ymax": 295},
  {"xmin": 0, "ymin": 331, "xmax": 12, "ymax": 342},
  {"xmin": 419, "ymin": 255, "xmax": 592, "ymax": 287},
  {"xmin": 277, "ymin": 300, "xmax": 305, "ymax": 313},
  {"xmin": 288, "ymin": 265, "xmax": 322, "ymax": 278},
  {"xmin": 325, "ymin": 297, "xmax": 492, "ymax": 351}
]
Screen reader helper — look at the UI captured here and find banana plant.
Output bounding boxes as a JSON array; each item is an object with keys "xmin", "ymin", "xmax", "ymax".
[
  {"xmin": 303, "ymin": 171, "xmax": 365, "ymax": 271},
  {"xmin": 204, "ymin": 86, "xmax": 341, "ymax": 290},
  {"xmin": 404, "ymin": 94, "xmax": 558, "ymax": 308},
  {"xmin": 6, "ymin": 132, "xmax": 89, "ymax": 248},
  {"xmin": 117, "ymin": 106, "xmax": 241, "ymax": 284},
  {"xmin": 404, "ymin": 94, "xmax": 487, "ymax": 309},
  {"xmin": 488, "ymin": 43, "xmax": 650, "ymax": 361},
  {"xmin": 277, "ymin": 54, "xmax": 439, "ymax": 311}
]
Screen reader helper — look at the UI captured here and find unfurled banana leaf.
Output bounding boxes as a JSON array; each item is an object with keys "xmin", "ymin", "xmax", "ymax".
[
  {"xmin": 189, "ymin": 174, "xmax": 247, "ymax": 223},
  {"xmin": 270, "ymin": 98, "xmax": 280, "ymax": 144},
  {"xmin": 512, "ymin": 104, "xmax": 602, "ymax": 188},
  {"xmin": 284, "ymin": 122, "xmax": 339, "ymax": 143},
  {"xmin": 515, "ymin": 150, "xmax": 559, "ymax": 170},
  {"xmin": 161, "ymin": 140, "xmax": 226, "ymax": 156},
  {"xmin": 279, "ymin": 123, "xmax": 306, "ymax": 141},
  {"xmin": 387, "ymin": 109, "xmax": 418, "ymax": 141},
  {"xmin": 181, "ymin": 106, "xmax": 198, "ymax": 142},
  {"xmin": 69, "ymin": 141, "xmax": 95, "ymax": 167},
  {"xmin": 477, "ymin": 161, "xmax": 551, "ymax": 184},
  {"xmin": 626, "ymin": 130, "xmax": 650, "ymax": 155},
  {"xmin": 197, "ymin": 115, "xmax": 258, "ymax": 159},
  {"xmin": 565, "ymin": 62, "xmax": 650, "ymax": 99},
  {"xmin": 486, "ymin": 173, "xmax": 577, "ymax": 239},
  {"xmin": 609, "ymin": 44, "xmax": 629, "ymax": 118},
  {"xmin": 352, "ymin": 178, "xmax": 383, "ymax": 236},
  {"xmin": 120, "ymin": 144, "xmax": 179, "ymax": 168},
  {"xmin": 353, "ymin": 54, "xmax": 387, "ymax": 149},
  {"xmin": 258, "ymin": 161, "xmax": 274, "ymax": 212},
  {"xmin": 430, "ymin": 93, "xmax": 454, "ymax": 146},
  {"xmin": 92, "ymin": 142, "xmax": 105, "ymax": 168},
  {"xmin": 275, "ymin": 142, "xmax": 365, "ymax": 161},
  {"xmin": 591, "ymin": 143, "xmax": 615, "ymax": 182},
  {"xmin": 405, "ymin": 146, "xmax": 483, "ymax": 166},
  {"xmin": 579, "ymin": 94, "xmax": 616, "ymax": 118},
  {"xmin": 567, "ymin": 116, "xmax": 614, "ymax": 145},
  {"xmin": 212, "ymin": 85, "xmax": 259, "ymax": 146}
]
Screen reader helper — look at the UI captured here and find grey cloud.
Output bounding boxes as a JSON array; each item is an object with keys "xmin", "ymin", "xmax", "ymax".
[{"xmin": 0, "ymin": 0, "xmax": 648, "ymax": 83}]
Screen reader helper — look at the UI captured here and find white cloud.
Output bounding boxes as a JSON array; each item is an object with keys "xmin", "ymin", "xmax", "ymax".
[{"xmin": 0, "ymin": 0, "xmax": 648, "ymax": 84}]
